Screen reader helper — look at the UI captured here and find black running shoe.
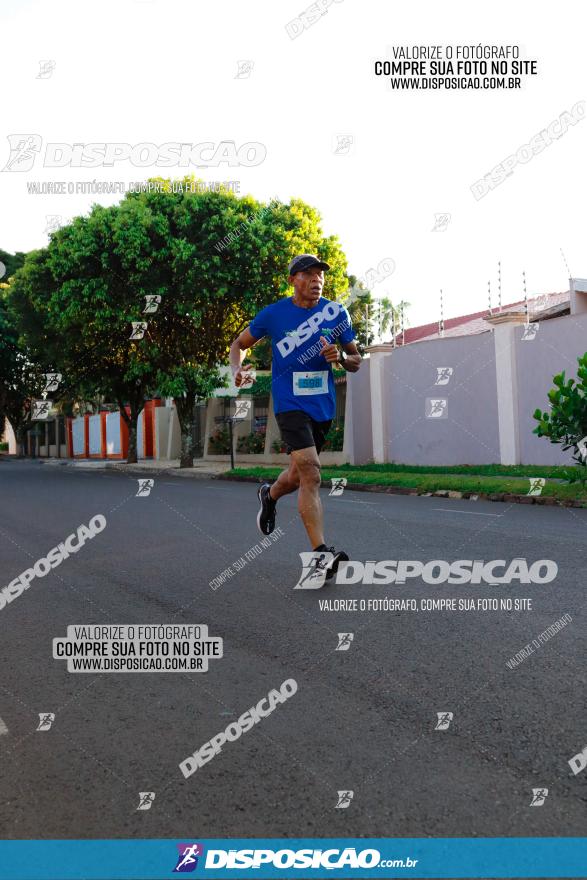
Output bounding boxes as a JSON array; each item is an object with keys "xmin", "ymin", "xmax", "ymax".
[
  {"xmin": 294, "ymin": 548, "xmax": 350, "ymax": 589},
  {"xmin": 323, "ymin": 547, "xmax": 349, "ymax": 580},
  {"xmin": 257, "ymin": 483, "xmax": 277, "ymax": 535}
]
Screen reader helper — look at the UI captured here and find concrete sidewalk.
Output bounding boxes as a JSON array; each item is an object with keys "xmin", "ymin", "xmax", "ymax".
[{"xmin": 37, "ymin": 457, "xmax": 230, "ymax": 478}]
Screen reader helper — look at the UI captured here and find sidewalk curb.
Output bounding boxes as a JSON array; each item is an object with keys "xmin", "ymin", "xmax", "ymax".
[
  {"xmin": 36, "ymin": 459, "xmax": 227, "ymax": 479},
  {"xmin": 112, "ymin": 465, "xmax": 226, "ymax": 480},
  {"xmin": 218, "ymin": 474, "xmax": 587, "ymax": 508}
]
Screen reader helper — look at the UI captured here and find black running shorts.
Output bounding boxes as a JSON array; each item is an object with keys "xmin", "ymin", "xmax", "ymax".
[{"xmin": 275, "ymin": 410, "xmax": 332, "ymax": 454}]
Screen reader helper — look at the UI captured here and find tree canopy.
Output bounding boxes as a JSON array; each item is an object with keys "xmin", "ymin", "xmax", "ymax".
[{"xmin": 5, "ymin": 181, "xmax": 357, "ymax": 464}]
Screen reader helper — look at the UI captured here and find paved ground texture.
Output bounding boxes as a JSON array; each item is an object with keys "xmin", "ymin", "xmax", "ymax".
[{"xmin": 0, "ymin": 459, "xmax": 585, "ymax": 842}]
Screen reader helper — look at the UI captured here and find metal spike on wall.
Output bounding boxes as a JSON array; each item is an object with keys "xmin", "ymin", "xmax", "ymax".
[
  {"xmin": 488, "ymin": 280, "xmax": 492, "ymax": 315},
  {"xmin": 523, "ymin": 270, "xmax": 528, "ymax": 323},
  {"xmin": 497, "ymin": 261, "xmax": 502, "ymax": 311},
  {"xmin": 378, "ymin": 298, "xmax": 383, "ymax": 343},
  {"xmin": 401, "ymin": 303, "xmax": 405, "ymax": 345},
  {"xmin": 439, "ymin": 289, "xmax": 445, "ymax": 337}
]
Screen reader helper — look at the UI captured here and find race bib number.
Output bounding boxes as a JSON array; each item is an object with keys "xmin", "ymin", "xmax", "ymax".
[{"xmin": 293, "ymin": 371, "xmax": 328, "ymax": 396}]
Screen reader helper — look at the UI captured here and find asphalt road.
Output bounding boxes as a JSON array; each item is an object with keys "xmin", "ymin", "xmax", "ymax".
[{"xmin": 0, "ymin": 459, "xmax": 585, "ymax": 842}]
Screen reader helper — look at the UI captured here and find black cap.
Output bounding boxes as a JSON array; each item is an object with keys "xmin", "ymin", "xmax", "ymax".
[{"xmin": 288, "ymin": 253, "xmax": 330, "ymax": 275}]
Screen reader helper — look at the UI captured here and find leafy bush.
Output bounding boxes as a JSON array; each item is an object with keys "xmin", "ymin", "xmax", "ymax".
[
  {"xmin": 237, "ymin": 429, "xmax": 266, "ymax": 454},
  {"xmin": 533, "ymin": 353, "xmax": 587, "ymax": 483},
  {"xmin": 322, "ymin": 421, "xmax": 344, "ymax": 451},
  {"xmin": 272, "ymin": 439, "xmax": 287, "ymax": 454},
  {"xmin": 208, "ymin": 426, "xmax": 231, "ymax": 454},
  {"xmin": 237, "ymin": 373, "xmax": 272, "ymax": 397}
]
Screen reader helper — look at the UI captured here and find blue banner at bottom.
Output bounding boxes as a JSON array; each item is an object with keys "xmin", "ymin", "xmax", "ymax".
[{"xmin": 0, "ymin": 838, "xmax": 586, "ymax": 879}]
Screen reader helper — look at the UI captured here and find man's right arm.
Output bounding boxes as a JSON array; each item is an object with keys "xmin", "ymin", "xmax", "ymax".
[{"xmin": 229, "ymin": 327, "xmax": 260, "ymax": 387}]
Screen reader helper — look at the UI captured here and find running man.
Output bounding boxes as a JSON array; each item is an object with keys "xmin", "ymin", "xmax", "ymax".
[{"xmin": 229, "ymin": 254, "xmax": 361, "ymax": 580}]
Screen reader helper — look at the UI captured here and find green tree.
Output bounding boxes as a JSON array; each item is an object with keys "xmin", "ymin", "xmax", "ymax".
[
  {"xmin": 533, "ymin": 354, "xmax": 587, "ymax": 482},
  {"xmin": 344, "ymin": 276, "xmax": 374, "ymax": 350},
  {"xmin": 8, "ymin": 220, "xmax": 160, "ymax": 463},
  {"xmin": 247, "ymin": 336, "xmax": 272, "ymax": 370},
  {"xmin": 127, "ymin": 184, "xmax": 350, "ymax": 464},
  {"xmin": 8, "ymin": 182, "xmax": 351, "ymax": 467},
  {"xmin": 0, "ymin": 286, "xmax": 46, "ymax": 455},
  {"xmin": 0, "ymin": 248, "xmax": 26, "ymax": 281},
  {"xmin": 378, "ymin": 296, "xmax": 411, "ymax": 341}
]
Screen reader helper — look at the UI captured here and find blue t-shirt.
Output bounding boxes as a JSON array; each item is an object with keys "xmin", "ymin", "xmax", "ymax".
[{"xmin": 249, "ymin": 296, "xmax": 355, "ymax": 421}]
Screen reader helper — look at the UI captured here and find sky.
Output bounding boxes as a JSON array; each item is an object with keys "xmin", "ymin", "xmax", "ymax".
[{"xmin": 1, "ymin": 0, "xmax": 586, "ymax": 329}]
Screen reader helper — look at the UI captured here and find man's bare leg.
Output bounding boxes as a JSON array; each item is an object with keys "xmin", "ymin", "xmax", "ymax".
[
  {"xmin": 269, "ymin": 460, "xmax": 300, "ymax": 501},
  {"xmin": 289, "ymin": 446, "xmax": 324, "ymax": 549}
]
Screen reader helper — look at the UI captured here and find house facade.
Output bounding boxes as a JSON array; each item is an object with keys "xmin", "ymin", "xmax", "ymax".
[{"xmin": 4, "ymin": 278, "xmax": 586, "ymax": 467}]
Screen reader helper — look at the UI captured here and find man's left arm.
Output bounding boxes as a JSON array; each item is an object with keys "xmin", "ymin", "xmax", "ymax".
[
  {"xmin": 319, "ymin": 337, "xmax": 362, "ymax": 372},
  {"xmin": 339, "ymin": 340, "xmax": 361, "ymax": 372}
]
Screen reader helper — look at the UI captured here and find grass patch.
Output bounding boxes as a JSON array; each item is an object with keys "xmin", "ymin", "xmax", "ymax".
[
  {"xmin": 325, "ymin": 462, "xmax": 573, "ymax": 478},
  {"xmin": 224, "ymin": 466, "xmax": 587, "ymax": 502}
]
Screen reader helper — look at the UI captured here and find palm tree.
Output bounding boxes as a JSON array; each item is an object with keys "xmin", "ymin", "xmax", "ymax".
[{"xmin": 375, "ymin": 297, "xmax": 411, "ymax": 343}]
